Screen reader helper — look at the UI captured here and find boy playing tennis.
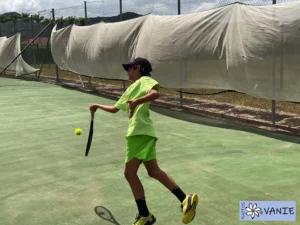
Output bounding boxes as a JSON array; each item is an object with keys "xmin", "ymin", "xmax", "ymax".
[{"xmin": 90, "ymin": 57, "xmax": 198, "ymax": 225}]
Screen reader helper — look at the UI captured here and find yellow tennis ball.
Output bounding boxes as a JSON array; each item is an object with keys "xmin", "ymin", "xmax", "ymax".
[{"xmin": 75, "ymin": 128, "xmax": 82, "ymax": 135}]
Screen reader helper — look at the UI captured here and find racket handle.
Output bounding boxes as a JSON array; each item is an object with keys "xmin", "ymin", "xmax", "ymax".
[{"xmin": 91, "ymin": 111, "xmax": 95, "ymax": 120}]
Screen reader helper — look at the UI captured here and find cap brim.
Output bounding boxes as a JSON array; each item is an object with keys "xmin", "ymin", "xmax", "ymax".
[{"xmin": 122, "ymin": 64, "xmax": 131, "ymax": 71}]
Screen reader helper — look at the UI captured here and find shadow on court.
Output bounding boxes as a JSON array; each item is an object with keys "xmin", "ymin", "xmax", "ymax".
[
  {"xmin": 150, "ymin": 105, "xmax": 300, "ymax": 144},
  {"xmin": 94, "ymin": 206, "xmax": 121, "ymax": 225}
]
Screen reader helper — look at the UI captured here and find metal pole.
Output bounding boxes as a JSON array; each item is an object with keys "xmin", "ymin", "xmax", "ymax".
[
  {"xmin": 272, "ymin": 100, "xmax": 276, "ymax": 124},
  {"xmin": 280, "ymin": 25, "xmax": 284, "ymax": 90},
  {"xmin": 89, "ymin": 77, "xmax": 92, "ymax": 89},
  {"xmin": 31, "ymin": 15, "xmax": 36, "ymax": 68},
  {"xmin": 52, "ymin": 8, "xmax": 59, "ymax": 82},
  {"xmin": 180, "ymin": 91, "xmax": 183, "ymax": 106},
  {"xmin": 37, "ymin": 23, "xmax": 53, "ymax": 80},
  {"xmin": 271, "ymin": 43, "xmax": 276, "ymax": 124},
  {"xmin": 123, "ymin": 80, "xmax": 126, "ymax": 92},
  {"xmin": 120, "ymin": 0, "xmax": 123, "ymax": 21},
  {"xmin": 178, "ymin": 0, "xmax": 183, "ymax": 106},
  {"xmin": 77, "ymin": 75, "xmax": 85, "ymax": 87},
  {"xmin": 84, "ymin": 1, "xmax": 88, "ymax": 25},
  {"xmin": 84, "ymin": 1, "xmax": 92, "ymax": 88},
  {"xmin": 271, "ymin": 0, "xmax": 276, "ymax": 124}
]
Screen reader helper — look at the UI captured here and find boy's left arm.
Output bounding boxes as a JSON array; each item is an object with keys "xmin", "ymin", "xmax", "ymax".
[{"xmin": 127, "ymin": 89, "xmax": 159, "ymax": 118}]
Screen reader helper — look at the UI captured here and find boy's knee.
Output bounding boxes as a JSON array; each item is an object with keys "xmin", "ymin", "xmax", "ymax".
[
  {"xmin": 124, "ymin": 170, "xmax": 137, "ymax": 180},
  {"xmin": 124, "ymin": 170, "xmax": 130, "ymax": 179},
  {"xmin": 147, "ymin": 169, "xmax": 161, "ymax": 179}
]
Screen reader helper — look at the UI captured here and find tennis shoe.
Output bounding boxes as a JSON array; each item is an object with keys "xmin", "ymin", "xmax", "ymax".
[
  {"xmin": 132, "ymin": 213, "xmax": 156, "ymax": 225},
  {"xmin": 181, "ymin": 194, "xmax": 198, "ymax": 224}
]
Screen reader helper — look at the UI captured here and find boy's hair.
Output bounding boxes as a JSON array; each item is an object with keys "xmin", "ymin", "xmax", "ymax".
[{"xmin": 140, "ymin": 67, "xmax": 151, "ymax": 77}]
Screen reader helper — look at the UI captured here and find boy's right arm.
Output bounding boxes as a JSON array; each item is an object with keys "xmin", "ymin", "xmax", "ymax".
[
  {"xmin": 90, "ymin": 104, "xmax": 120, "ymax": 113},
  {"xmin": 90, "ymin": 86, "xmax": 129, "ymax": 114}
]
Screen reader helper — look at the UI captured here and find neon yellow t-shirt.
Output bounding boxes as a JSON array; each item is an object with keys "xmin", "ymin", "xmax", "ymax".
[{"xmin": 114, "ymin": 76, "xmax": 160, "ymax": 138}]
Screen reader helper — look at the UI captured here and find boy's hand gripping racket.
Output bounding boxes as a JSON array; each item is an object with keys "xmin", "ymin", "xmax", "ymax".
[{"xmin": 85, "ymin": 112, "xmax": 94, "ymax": 156}]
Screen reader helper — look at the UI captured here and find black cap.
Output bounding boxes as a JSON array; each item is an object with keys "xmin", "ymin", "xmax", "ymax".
[{"xmin": 122, "ymin": 57, "xmax": 152, "ymax": 76}]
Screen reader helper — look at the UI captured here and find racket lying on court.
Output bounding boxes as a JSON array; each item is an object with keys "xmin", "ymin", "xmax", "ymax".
[
  {"xmin": 85, "ymin": 112, "xmax": 94, "ymax": 156},
  {"xmin": 94, "ymin": 206, "xmax": 121, "ymax": 225}
]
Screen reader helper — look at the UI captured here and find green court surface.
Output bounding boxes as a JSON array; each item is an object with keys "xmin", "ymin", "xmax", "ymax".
[{"xmin": 0, "ymin": 77, "xmax": 299, "ymax": 225}]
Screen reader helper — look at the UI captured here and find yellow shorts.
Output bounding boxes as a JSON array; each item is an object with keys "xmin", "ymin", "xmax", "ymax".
[{"xmin": 125, "ymin": 135, "xmax": 157, "ymax": 164}]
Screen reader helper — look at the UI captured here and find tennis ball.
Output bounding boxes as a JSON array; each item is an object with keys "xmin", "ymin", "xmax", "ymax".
[{"xmin": 75, "ymin": 128, "xmax": 82, "ymax": 135}]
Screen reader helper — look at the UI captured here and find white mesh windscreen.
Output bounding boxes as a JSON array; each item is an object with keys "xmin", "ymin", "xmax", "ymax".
[
  {"xmin": 51, "ymin": 2, "xmax": 300, "ymax": 102},
  {"xmin": 0, "ymin": 33, "xmax": 39, "ymax": 76}
]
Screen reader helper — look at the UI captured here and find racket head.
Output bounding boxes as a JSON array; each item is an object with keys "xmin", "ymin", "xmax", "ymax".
[{"xmin": 94, "ymin": 206, "xmax": 120, "ymax": 225}]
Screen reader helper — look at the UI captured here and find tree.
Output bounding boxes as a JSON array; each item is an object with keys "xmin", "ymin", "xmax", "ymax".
[
  {"xmin": 9, "ymin": 13, "xmax": 21, "ymax": 34},
  {"xmin": 0, "ymin": 15, "xmax": 6, "ymax": 23},
  {"xmin": 55, "ymin": 17, "xmax": 64, "ymax": 29},
  {"xmin": 101, "ymin": 18, "xmax": 109, "ymax": 23},
  {"xmin": 0, "ymin": 15, "xmax": 6, "ymax": 36},
  {"xmin": 21, "ymin": 13, "xmax": 30, "ymax": 40},
  {"xmin": 32, "ymin": 14, "xmax": 45, "ymax": 33},
  {"xmin": 64, "ymin": 16, "xmax": 76, "ymax": 25},
  {"xmin": 76, "ymin": 17, "xmax": 86, "ymax": 26},
  {"xmin": 42, "ymin": 18, "xmax": 52, "ymax": 25}
]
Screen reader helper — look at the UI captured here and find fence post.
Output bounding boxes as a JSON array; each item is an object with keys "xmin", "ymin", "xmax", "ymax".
[
  {"xmin": 120, "ymin": 0, "xmax": 124, "ymax": 92},
  {"xmin": 272, "ymin": 100, "xmax": 276, "ymax": 124},
  {"xmin": 123, "ymin": 80, "xmax": 126, "ymax": 92},
  {"xmin": 271, "ymin": 46, "xmax": 276, "ymax": 124},
  {"xmin": 271, "ymin": 0, "xmax": 276, "ymax": 124},
  {"xmin": 120, "ymin": 0, "xmax": 122, "ymax": 21},
  {"xmin": 31, "ymin": 15, "xmax": 36, "ymax": 68},
  {"xmin": 179, "ymin": 90, "xmax": 183, "ymax": 106},
  {"xmin": 52, "ymin": 8, "xmax": 59, "ymax": 82},
  {"xmin": 84, "ymin": 1, "xmax": 92, "ymax": 89},
  {"xmin": 178, "ymin": 0, "xmax": 183, "ymax": 106},
  {"xmin": 271, "ymin": 40, "xmax": 276, "ymax": 124},
  {"xmin": 89, "ymin": 77, "xmax": 92, "ymax": 90},
  {"xmin": 84, "ymin": 1, "xmax": 88, "ymax": 25}
]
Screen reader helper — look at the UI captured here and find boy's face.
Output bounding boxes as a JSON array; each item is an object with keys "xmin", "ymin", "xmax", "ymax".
[{"xmin": 128, "ymin": 65, "xmax": 141, "ymax": 81}]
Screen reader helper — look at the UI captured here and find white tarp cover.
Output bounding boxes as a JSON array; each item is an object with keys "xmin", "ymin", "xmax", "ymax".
[
  {"xmin": 0, "ymin": 33, "xmax": 39, "ymax": 76},
  {"xmin": 51, "ymin": 2, "xmax": 300, "ymax": 102}
]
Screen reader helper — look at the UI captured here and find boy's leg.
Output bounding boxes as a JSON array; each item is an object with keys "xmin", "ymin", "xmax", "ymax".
[
  {"xmin": 143, "ymin": 159, "xmax": 178, "ymax": 191},
  {"xmin": 125, "ymin": 158, "xmax": 156, "ymax": 225},
  {"xmin": 144, "ymin": 159, "xmax": 198, "ymax": 224},
  {"xmin": 124, "ymin": 157, "xmax": 145, "ymax": 200}
]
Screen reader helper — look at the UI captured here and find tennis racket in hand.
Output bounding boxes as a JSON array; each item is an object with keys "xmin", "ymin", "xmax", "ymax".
[{"xmin": 85, "ymin": 112, "xmax": 94, "ymax": 156}]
